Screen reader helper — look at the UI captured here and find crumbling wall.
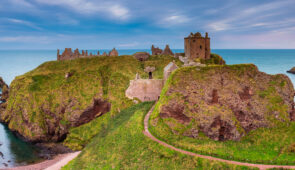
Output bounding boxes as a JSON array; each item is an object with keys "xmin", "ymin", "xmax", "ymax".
[
  {"xmin": 125, "ymin": 79, "xmax": 164, "ymax": 101},
  {"xmin": 57, "ymin": 48, "xmax": 119, "ymax": 61}
]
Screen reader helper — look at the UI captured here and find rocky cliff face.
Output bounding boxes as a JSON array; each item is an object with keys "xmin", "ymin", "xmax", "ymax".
[{"xmin": 152, "ymin": 64, "xmax": 295, "ymax": 141}]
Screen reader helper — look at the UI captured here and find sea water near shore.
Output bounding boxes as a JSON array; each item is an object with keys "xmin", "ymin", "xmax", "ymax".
[{"xmin": 0, "ymin": 49, "xmax": 295, "ymax": 168}]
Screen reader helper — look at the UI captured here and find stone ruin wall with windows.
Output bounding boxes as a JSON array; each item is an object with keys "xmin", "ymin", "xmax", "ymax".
[{"xmin": 184, "ymin": 32, "xmax": 211, "ymax": 60}]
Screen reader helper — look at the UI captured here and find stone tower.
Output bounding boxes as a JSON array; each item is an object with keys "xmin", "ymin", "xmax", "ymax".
[{"xmin": 184, "ymin": 32, "xmax": 211, "ymax": 60}]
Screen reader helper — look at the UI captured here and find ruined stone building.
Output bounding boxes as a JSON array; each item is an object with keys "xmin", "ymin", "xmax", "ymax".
[
  {"xmin": 184, "ymin": 32, "xmax": 210, "ymax": 60},
  {"xmin": 125, "ymin": 62, "xmax": 178, "ymax": 102},
  {"xmin": 57, "ymin": 48, "xmax": 119, "ymax": 61},
  {"xmin": 151, "ymin": 45, "xmax": 174, "ymax": 56}
]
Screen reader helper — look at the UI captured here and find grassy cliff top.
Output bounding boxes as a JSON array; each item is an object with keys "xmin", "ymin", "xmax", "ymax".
[
  {"xmin": 149, "ymin": 63, "xmax": 295, "ymax": 164},
  {"xmin": 3, "ymin": 55, "xmax": 181, "ymax": 143}
]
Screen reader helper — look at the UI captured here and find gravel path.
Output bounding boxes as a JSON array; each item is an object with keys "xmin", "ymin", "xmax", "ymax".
[
  {"xmin": 143, "ymin": 105, "xmax": 295, "ymax": 170},
  {"xmin": 4, "ymin": 151, "xmax": 80, "ymax": 170}
]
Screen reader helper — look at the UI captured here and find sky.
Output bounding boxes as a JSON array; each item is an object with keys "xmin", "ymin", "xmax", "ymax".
[{"xmin": 0, "ymin": 0, "xmax": 294, "ymax": 49}]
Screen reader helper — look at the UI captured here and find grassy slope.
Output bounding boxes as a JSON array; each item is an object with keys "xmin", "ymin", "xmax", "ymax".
[
  {"xmin": 149, "ymin": 64, "xmax": 295, "ymax": 165},
  {"xmin": 62, "ymin": 55, "xmax": 182, "ymax": 150},
  {"xmin": 63, "ymin": 102, "xmax": 255, "ymax": 170},
  {"xmin": 3, "ymin": 55, "xmax": 180, "ymax": 147}
]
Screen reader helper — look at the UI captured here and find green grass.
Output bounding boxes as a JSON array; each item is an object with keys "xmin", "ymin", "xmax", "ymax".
[
  {"xmin": 200, "ymin": 53, "xmax": 226, "ymax": 65},
  {"xmin": 62, "ymin": 102, "xmax": 255, "ymax": 170},
  {"xmin": 150, "ymin": 117, "xmax": 295, "ymax": 165}
]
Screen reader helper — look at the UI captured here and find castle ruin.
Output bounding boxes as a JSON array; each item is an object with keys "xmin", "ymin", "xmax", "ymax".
[
  {"xmin": 57, "ymin": 48, "xmax": 119, "ymax": 61},
  {"xmin": 151, "ymin": 45, "xmax": 174, "ymax": 56},
  {"xmin": 184, "ymin": 32, "xmax": 210, "ymax": 60}
]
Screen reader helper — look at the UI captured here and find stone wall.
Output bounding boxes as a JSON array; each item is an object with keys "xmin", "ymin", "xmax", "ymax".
[
  {"xmin": 57, "ymin": 48, "xmax": 119, "ymax": 61},
  {"xmin": 125, "ymin": 79, "xmax": 164, "ymax": 101}
]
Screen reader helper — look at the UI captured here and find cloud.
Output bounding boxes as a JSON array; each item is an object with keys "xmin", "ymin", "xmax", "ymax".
[
  {"xmin": 0, "ymin": 36, "xmax": 50, "ymax": 43},
  {"xmin": 118, "ymin": 42, "xmax": 139, "ymax": 48},
  {"xmin": 6, "ymin": 18, "xmax": 42, "ymax": 30},
  {"xmin": 108, "ymin": 5, "xmax": 130, "ymax": 20},
  {"xmin": 206, "ymin": 0, "xmax": 295, "ymax": 32},
  {"xmin": 34, "ymin": 0, "xmax": 130, "ymax": 20},
  {"xmin": 9, "ymin": 0, "xmax": 34, "ymax": 8},
  {"xmin": 157, "ymin": 14, "xmax": 190, "ymax": 27},
  {"xmin": 164, "ymin": 15, "xmax": 189, "ymax": 24}
]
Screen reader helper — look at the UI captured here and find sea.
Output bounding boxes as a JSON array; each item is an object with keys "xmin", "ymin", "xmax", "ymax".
[{"xmin": 0, "ymin": 49, "xmax": 295, "ymax": 167}]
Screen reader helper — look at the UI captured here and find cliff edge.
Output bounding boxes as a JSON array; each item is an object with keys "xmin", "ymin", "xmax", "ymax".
[{"xmin": 151, "ymin": 64, "xmax": 295, "ymax": 141}]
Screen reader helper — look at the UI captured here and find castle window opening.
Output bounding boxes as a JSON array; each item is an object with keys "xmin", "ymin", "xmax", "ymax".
[
  {"xmin": 200, "ymin": 45, "xmax": 202, "ymax": 49},
  {"xmin": 149, "ymin": 72, "xmax": 153, "ymax": 79},
  {"xmin": 193, "ymin": 40, "xmax": 196, "ymax": 43}
]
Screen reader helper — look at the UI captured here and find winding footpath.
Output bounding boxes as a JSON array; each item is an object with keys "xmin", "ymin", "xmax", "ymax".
[{"xmin": 143, "ymin": 105, "xmax": 295, "ymax": 170}]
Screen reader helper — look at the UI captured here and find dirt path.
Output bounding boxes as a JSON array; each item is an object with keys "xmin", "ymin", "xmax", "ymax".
[
  {"xmin": 5, "ymin": 151, "xmax": 80, "ymax": 170},
  {"xmin": 143, "ymin": 105, "xmax": 295, "ymax": 170}
]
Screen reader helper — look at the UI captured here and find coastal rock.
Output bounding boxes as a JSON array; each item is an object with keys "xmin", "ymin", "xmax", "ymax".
[
  {"xmin": 287, "ymin": 67, "xmax": 295, "ymax": 74},
  {"xmin": 153, "ymin": 64, "xmax": 295, "ymax": 141},
  {"xmin": 133, "ymin": 52, "xmax": 150, "ymax": 61},
  {"xmin": 0, "ymin": 77, "xmax": 9, "ymax": 103}
]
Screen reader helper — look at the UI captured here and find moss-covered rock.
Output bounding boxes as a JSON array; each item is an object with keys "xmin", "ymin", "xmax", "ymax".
[
  {"xmin": 200, "ymin": 53, "xmax": 226, "ymax": 65},
  {"xmin": 151, "ymin": 64, "xmax": 295, "ymax": 141},
  {"xmin": 1, "ymin": 55, "xmax": 180, "ymax": 143}
]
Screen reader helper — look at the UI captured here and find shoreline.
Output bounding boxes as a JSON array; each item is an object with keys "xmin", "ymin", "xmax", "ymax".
[{"xmin": 3, "ymin": 151, "xmax": 80, "ymax": 170}]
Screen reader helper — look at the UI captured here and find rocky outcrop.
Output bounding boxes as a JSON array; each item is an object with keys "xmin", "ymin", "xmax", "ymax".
[
  {"xmin": 287, "ymin": 67, "xmax": 295, "ymax": 74},
  {"xmin": 153, "ymin": 64, "xmax": 295, "ymax": 141},
  {"xmin": 0, "ymin": 77, "xmax": 8, "ymax": 115},
  {"xmin": 133, "ymin": 52, "xmax": 150, "ymax": 61},
  {"xmin": 2, "ymin": 96, "xmax": 111, "ymax": 142},
  {"xmin": 0, "ymin": 77, "xmax": 9, "ymax": 103}
]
